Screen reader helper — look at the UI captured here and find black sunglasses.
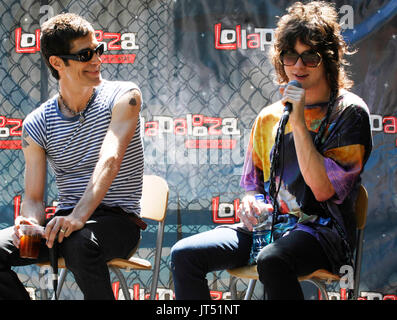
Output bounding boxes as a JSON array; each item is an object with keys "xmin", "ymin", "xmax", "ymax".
[
  {"xmin": 280, "ymin": 50, "xmax": 322, "ymax": 68},
  {"xmin": 58, "ymin": 43, "xmax": 105, "ymax": 62}
]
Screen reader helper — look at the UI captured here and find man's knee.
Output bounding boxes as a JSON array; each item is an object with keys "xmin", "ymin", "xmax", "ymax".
[
  {"xmin": 170, "ymin": 239, "xmax": 193, "ymax": 267},
  {"xmin": 61, "ymin": 229, "xmax": 101, "ymax": 269},
  {"xmin": 256, "ymin": 244, "xmax": 291, "ymax": 281},
  {"xmin": 170, "ymin": 238, "xmax": 207, "ymax": 274}
]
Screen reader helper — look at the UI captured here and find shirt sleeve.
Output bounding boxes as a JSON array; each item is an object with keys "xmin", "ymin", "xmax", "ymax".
[
  {"xmin": 23, "ymin": 104, "xmax": 48, "ymax": 149},
  {"xmin": 324, "ymin": 153, "xmax": 363, "ymax": 204},
  {"xmin": 321, "ymin": 101, "xmax": 372, "ymax": 204},
  {"xmin": 240, "ymin": 120, "xmax": 265, "ymax": 193},
  {"xmin": 110, "ymin": 81, "xmax": 142, "ymax": 112}
]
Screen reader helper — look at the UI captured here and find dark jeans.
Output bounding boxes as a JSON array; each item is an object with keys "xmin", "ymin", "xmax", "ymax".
[
  {"xmin": 170, "ymin": 227, "xmax": 331, "ymax": 300},
  {"xmin": 0, "ymin": 206, "xmax": 140, "ymax": 300}
]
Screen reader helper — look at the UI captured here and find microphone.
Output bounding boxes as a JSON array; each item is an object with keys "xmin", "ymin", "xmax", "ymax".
[
  {"xmin": 283, "ymin": 80, "xmax": 302, "ymax": 116},
  {"xmin": 49, "ymin": 238, "xmax": 58, "ymax": 300}
]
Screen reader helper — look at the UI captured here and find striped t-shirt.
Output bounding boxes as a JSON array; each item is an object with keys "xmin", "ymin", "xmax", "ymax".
[{"xmin": 23, "ymin": 80, "xmax": 144, "ymax": 216}]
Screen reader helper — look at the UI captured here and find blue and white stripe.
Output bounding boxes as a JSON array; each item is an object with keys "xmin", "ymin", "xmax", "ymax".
[{"xmin": 23, "ymin": 80, "xmax": 144, "ymax": 216}]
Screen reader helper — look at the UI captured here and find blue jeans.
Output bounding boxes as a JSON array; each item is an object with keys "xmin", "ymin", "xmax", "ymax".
[
  {"xmin": 170, "ymin": 227, "xmax": 252, "ymax": 299},
  {"xmin": 0, "ymin": 206, "xmax": 140, "ymax": 300},
  {"xmin": 170, "ymin": 227, "xmax": 331, "ymax": 300}
]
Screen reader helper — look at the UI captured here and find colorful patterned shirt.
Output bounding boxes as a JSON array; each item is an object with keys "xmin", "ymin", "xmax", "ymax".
[{"xmin": 240, "ymin": 90, "xmax": 372, "ymax": 271}]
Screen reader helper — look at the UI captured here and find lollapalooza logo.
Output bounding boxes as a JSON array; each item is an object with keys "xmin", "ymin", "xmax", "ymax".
[
  {"xmin": 0, "ymin": 116, "xmax": 22, "ymax": 149},
  {"xmin": 140, "ymin": 114, "xmax": 246, "ymax": 166},
  {"xmin": 14, "ymin": 6, "xmax": 139, "ymax": 64},
  {"xmin": 0, "ymin": 114, "xmax": 243, "ymax": 154},
  {"xmin": 370, "ymin": 114, "xmax": 397, "ymax": 147},
  {"xmin": 214, "ymin": 5, "xmax": 355, "ymax": 51},
  {"xmin": 15, "ymin": 28, "xmax": 139, "ymax": 64},
  {"xmin": 142, "ymin": 114, "xmax": 240, "ymax": 151}
]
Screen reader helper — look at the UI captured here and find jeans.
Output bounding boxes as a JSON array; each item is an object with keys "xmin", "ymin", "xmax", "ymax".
[
  {"xmin": 170, "ymin": 227, "xmax": 331, "ymax": 300},
  {"xmin": 0, "ymin": 206, "xmax": 140, "ymax": 300}
]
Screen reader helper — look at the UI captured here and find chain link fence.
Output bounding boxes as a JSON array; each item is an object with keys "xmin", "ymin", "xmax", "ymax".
[{"xmin": 1, "ymin": 0, "xmax": 396, "ymax": 300}]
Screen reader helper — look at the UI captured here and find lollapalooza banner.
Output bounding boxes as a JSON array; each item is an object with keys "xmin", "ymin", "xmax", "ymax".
[{"xmin": 0, "ymin": 0, "xmax": 396, "ymax": 300}]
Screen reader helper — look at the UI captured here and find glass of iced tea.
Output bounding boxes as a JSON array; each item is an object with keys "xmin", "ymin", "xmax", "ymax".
[{"xmin": 19, "ymin": 224, "xmax": 44, "ymax": 259}]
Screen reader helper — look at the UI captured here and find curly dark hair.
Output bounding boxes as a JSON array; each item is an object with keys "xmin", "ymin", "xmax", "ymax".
[
  {"xmin": 270, "ymin": 1, "xmax": 355, "ymax": 92},
  {"xmin": 40, "ymin": 13, "xmax": 94, "ymax": 80}
]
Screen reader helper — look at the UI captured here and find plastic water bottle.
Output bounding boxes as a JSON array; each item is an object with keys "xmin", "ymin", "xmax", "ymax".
[{"xmin": 248, "ymin": 194, "xmax": 272, "ymax": 265}]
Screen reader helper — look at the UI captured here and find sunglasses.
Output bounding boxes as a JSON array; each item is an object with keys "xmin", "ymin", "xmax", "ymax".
[
  {"xmin": 58, "ymin": 43, "xmax": 105, "ymax": 62},
  {"xmin": 280, "ymin": 50, "xmax": 322, "ymax": 68}
]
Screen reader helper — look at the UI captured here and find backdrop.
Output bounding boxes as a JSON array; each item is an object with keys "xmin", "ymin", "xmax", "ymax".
[{"xmin": 0, "ymin": 0, "xmax": 396, "ymax": 300}]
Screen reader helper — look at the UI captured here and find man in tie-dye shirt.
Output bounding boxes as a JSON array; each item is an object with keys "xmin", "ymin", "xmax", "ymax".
[{"xmin": 171, "ymin": 1, "xmax": 372, "ymax": 300}]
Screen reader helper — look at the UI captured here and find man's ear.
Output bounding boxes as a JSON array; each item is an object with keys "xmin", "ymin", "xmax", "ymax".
[{"xmin": 49, "ymin": 55, "xmax": 65, "ymax": 73}]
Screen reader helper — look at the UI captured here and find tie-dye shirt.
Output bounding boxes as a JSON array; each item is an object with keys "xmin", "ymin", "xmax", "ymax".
[{"xmin": 240, "ymin": 90, "xmax": 372, "ymax": 271}]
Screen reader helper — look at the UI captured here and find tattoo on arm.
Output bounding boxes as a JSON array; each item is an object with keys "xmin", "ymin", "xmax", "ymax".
[
  {"xmin": 128, "ymin": 89, "xmax": 140, "ymax": 107},
  {"xmin": 129, "ymin": 97, "xmax": 137, "ymax": 106},
  {"xmin": 22, "ymin": 128, "xmax": 30, "ymax": 148}
]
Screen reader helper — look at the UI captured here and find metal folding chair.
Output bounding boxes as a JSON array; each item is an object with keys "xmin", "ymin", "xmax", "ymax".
[
  {"xmin": 227, "ymin": 184, "xmax": 368, "ymax": 300},
  {"xmin": 37, "ymin": 174, "xmax": 169, "ymax": 300}
]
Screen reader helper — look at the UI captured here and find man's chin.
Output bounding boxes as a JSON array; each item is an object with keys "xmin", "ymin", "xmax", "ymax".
[{"xmin": 91, "ymin": 75, "xmax": 102, "ymax": 87}]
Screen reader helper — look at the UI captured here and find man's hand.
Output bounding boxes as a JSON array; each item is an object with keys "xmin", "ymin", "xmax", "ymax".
[
  {"xmin": 280, "ymin": 82, "xmax": 306, "ymax": 128},
  {"xmin": 44, "ymin": 215, "xmax": 85, "ymax": 248},
  {"xmin": 12, "ymin": 216, "xmax": 41, "ymax": 248},
  {"xmin": 237, "ymin": 194, "xmax": 273, "ymax": 231}
]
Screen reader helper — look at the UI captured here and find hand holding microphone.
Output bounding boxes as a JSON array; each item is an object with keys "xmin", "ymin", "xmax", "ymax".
[
  {"xmin": 278, "ymin": 80, "xmax": 304, "ymax": 135},
  {"xmin": 282, "ymin": 80, "xmax": 303, "ymax": 117}
]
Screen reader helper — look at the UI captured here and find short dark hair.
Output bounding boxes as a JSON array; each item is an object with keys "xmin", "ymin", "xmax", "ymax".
[
  {"xmin": 271, "ymin": 1, "xmax": 354, "ymax": 92},
  {"xmin": 40, "ymin": 13, "xmax": 95, "ymax": 80}
]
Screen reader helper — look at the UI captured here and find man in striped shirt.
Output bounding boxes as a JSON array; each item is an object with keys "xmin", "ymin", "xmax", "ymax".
[{"xmin": 0, "ymin": 13, "xmax": 144, "ymax": 299}]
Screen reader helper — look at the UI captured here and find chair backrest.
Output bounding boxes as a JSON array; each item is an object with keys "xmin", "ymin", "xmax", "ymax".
[
  {"xmin": 140, "ymin": 175, "xmax": 169, "ymax": 300},
  {"xmin": 352, "ymin": 184, "xmax": 368, "ymax": 299},
  {"xmin": 140, "ymin": 175, "xmax": 169, "ymax": 222},
  {"xmin": 355, "ymin": 184, "xmax": 368, "ymax": 230}
]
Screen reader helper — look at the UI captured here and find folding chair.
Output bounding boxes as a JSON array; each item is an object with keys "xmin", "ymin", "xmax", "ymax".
[
  {"xmin": 227, "ymin": 184, "xmax": 368, "ymax": 300},
  {"xmin": 37, "ymin": 174, "xmax": 169, "ymax": 300}
]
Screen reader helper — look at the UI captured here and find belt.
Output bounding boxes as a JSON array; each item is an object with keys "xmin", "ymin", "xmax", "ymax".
[
  {"xmin": 53, "ymin": 205, "xmax": 148, "ymax": 230},
  {"xmin": 98, "ymin": 204, "xmax": 147, "ymax": 230},
  {"xmin": 127, "ymin": 213, "xmax": 147, "ymax": 230}
]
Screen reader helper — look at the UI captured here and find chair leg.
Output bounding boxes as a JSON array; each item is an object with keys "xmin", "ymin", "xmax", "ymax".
[
  {"xmin": 353, "ymin": 230, "xmax": 364, "ymax": 300},
  {"xmin": 38, "ymin": 266, "xmax": 67, "ymax": 300},
  {"xmin": 110, "ymin": 267, "xmax": 131, "ymax": 300},
  {"xmin": 304, "ymin": 279, "xmax": 329, "ymax": 300},
  {"xmin": 38, "ymin": 266, "xmax": 48, "ymax": 300},
  {"xmin": 149, "ymin": 221, "xmax": 165, "ymax": 300},
  {"xmin": 244, "ymin": 279, "xmax": 256, "ymax": 300},
  {"xmin": 229, "ymin": 276, "xmax": 238, "ymax": 299}
]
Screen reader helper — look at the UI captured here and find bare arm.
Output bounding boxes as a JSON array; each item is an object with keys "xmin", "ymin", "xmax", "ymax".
[
  {"xmin": 13, "ymin": 128, "xmax": 47, "ymax": 247},
  {"xmin": 20, "ymin": 127, "xmax": 47, "ymax": 224},
  {"xmin": 45, "ymin": 88, "xmax": 142, "ymax": 247},
  {"xmin": 71, "ymin": 89, "xmax": 141, "ymax": 221},
  {"xmin": 282, "ymin": 85, "xmax": 335, "ymax": 202}
]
